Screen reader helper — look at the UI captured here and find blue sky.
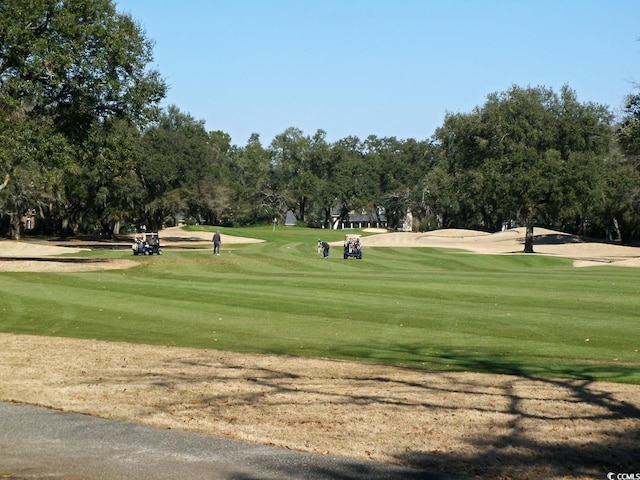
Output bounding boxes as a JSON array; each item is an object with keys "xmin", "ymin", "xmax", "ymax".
[{"xmin": 115, "ymin": 1, "xmax": 639, "ymax": 147}]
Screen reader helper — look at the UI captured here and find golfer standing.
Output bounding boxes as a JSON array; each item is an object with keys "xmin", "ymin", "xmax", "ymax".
[{"xmin": 212, "ymin": 231, "xmax": 221, "ymax": 255}]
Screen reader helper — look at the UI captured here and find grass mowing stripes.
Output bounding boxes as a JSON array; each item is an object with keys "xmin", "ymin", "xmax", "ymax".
[{"xmin": 1, "ymin": 225, "xmax": 639, "ymax": 383}]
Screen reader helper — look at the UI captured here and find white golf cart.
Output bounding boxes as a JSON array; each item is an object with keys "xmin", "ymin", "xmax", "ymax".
[{"xmin": 343, "ymin": 234, "xmax": 362, "ymax": 259}]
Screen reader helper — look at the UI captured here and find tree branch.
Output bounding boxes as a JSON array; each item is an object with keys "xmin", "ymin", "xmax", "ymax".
[{"xmin": 0, "ymin": 173, "xmax": 9, "ymax": 191}]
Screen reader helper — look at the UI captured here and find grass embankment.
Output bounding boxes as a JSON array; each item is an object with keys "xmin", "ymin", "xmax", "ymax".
[{"xmin": 1, "ymin": 225, "xmax": 639, "ymax": 383}]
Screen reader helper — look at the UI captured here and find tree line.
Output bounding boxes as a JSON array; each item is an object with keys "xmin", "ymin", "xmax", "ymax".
[{"xmin": 2, "ymin": 1, "xmax": 640, "ymax": 248}]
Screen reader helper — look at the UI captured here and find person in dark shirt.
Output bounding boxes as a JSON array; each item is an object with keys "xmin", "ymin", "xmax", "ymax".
[
  {"xmin": 212, "ymin": 231, "xmax": 221, "ymax": 255},
  {"xmin": 318, "ymin": 239, "xmax": 330, "ymax": 259}
]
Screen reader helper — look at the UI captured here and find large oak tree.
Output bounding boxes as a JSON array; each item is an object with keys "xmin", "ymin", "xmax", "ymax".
[
  {"xmin": 0, "ymin": 0, "xmax": 166, "ymax": 238},
  {"xmin": 433, "ymin": 85, "xmax": 613, "ymax": 252}
]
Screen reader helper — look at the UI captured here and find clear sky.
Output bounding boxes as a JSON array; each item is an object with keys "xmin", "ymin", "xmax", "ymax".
[{"xmin": 115, "ymin": 0, "xmax": 639, "ymax": 147}]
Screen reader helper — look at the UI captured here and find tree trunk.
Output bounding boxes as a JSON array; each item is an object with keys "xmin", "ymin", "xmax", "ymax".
[
  {"xmin": 323, "ymin": 207, "xmax": 331, "ymax": 229},
  {"xmin": 523, "ymin": 209, "xmax": 535, "ymax": 253},
  {"xmin": 612, "ymin": 217, "xmax": 622, "ymax": 243},
  {"xmin": 8, "ymin": 212, "xmax": 21, "ymax": 240},
  {"xmin": 298, "ymin": 196, "xmax": 306, "ymax": 223},
  {"xmin": 60, "ymin": 217, "xmax": 70, "ymax": 239}
]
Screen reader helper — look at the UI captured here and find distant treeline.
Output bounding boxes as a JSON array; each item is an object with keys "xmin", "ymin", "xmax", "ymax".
[{"xmin": 2, "ymin": 1, "xmax": 639, "ymax": 244}]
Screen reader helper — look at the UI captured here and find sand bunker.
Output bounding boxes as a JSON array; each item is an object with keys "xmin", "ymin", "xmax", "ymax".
[
  {"xmin": 354, "ymin": 227, "xmax": 640, "ymax": 268},
  {"xmin": 0, "ymin": 228, "xmax": 263, "ymax": 272},
  {"xmin": 1, "ymin": 227, "xmax": 639, "ymax": 272}
]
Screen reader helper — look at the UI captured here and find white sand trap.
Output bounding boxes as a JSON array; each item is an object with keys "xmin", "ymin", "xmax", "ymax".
[{"xmin": 347, "ymin": 227, "xmax": 640, "ymax": 267}]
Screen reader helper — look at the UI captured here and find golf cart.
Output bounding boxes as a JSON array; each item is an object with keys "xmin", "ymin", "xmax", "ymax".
[
  {"xmin": 343, "ymin": 234, "xmax": 362, "ymax": 259},
  {"xmin": 132, "ymin": 232, "xmax": 163, "ymax": 255}
]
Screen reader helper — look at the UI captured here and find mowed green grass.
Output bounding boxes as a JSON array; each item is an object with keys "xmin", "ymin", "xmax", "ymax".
[{"xmin": 1, "ymin": 225, "xmax": 639, "ymax": 383}]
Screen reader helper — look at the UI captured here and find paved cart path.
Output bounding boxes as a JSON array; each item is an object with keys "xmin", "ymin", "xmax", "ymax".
[{"xmin": 0, "ymin": 402, "xmax": 466, "ymax": 480}]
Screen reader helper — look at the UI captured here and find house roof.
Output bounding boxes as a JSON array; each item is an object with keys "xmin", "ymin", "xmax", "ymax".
[{"xmin": 331, "ymin": 207, "xmax": 386, "ymax": 222}]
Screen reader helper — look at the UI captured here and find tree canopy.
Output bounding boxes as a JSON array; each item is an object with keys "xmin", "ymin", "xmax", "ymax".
[
  {"xmin": 0, "ymin": 0, "xmax": 165, "ymax": 238},
  {"xmin": 432, "ymin": 85, "xmax": 617, "ymax": 251},
  {"xmin": 1, "ymin": 3, "xmax": 639, "ymax": 245}
]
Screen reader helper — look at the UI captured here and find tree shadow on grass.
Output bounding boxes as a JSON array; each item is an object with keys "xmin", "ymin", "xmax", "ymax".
[
  {"xmin": 0, "ymin": 256, "xmax": 119, "ymax": 265},
  {"xmin": 0, "ymin": 256, "xmax": 111, "ymax": 264},
  {"xmin": 393, "ymin": 352, "xmax": 640, "ymax": 478},
  {"xmin": 84, "ymin": 349, "xmax": 640, "ymax": 479}
]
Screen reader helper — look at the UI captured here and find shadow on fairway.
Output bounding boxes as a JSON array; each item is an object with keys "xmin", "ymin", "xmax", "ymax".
[
  {"xmin": 0, "ymin": 256, "xmax": 114, "ymax": 264},
  {"xmin": 433, "ymin": 352, "xmax": 640, "ymax": 383}
]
